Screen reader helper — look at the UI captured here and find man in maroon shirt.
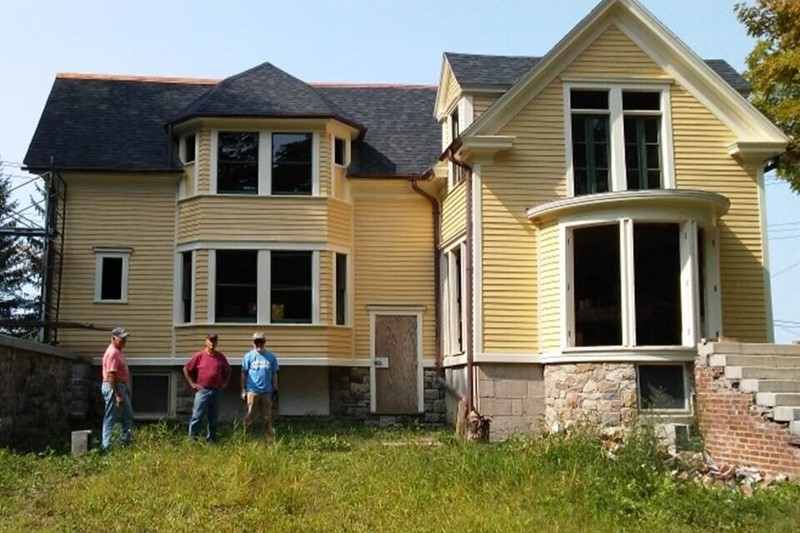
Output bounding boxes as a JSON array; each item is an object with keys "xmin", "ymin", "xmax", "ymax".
[{"xmin": 183, "ymin": 333, "xmax": 231, "ymax": 442}]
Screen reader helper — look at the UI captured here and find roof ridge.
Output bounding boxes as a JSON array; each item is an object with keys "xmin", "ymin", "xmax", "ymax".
[
  {"xmin": 56, "ymin": 72, "xmax": 219, "ymax": 84},
  {"xmin": 311, "ymin": 82, "xmax": 437, "ymax": 89}
]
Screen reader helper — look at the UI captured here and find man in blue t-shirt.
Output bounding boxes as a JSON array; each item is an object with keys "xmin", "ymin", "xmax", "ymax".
[{"xmin": 240, "ymin": 332, "xmax": 280, "ymax": 440}]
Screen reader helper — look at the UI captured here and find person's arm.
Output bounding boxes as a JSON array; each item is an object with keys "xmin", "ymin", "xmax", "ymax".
[
  {"xmin": 183, "ymin": 358, "xmax": 200, "ymax": 391},
  {"xmin": 108, "ymin": 371, "xmax": 124, "ymax": 406},
  {"xmin": 221, "ymin": 357, "xmax": 231, "ymax": 390}
]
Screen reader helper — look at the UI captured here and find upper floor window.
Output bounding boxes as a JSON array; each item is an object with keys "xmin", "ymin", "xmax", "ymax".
[
  {"xmin": 568, "ymin": 86, "xmax": 670, "ymax": 197},
  {"xmin": 94, "ymin": 248, "xmax": 131, "ymax": 303},
  {"xmin": 334, "ymin": 137, "xmax": 347, "ymax": 167},
  {"xmin": 272, "ymin": 133, "xmax": 312, "ymax": 195},
  {"xmin": 182, "ymin": 134, "xmax": 196, "ymax": 164},
  {"xmin": 218, "ymin": 132, "xmax": 259, "ymax": 194}
]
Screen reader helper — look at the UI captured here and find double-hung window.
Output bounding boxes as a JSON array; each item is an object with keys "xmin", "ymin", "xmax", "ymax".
[
  {"xmin": 217, "ymin": 132, "xmax": 259, "ymax": 194},
  {"xmin": 568, "ymin": 86, "xmax": 669, "ymax": 196},
  {"xmin": 94, "ymin": 248, "xmax": 131, "ymax": 303},
  {"xmin": 442, "ymin": 243, "xmax": 466, "ymax": 355},
  {"xmin": 270, "ymin": 251, "xmax": 312, "ymax": 323},
  {"xmin": 272, "ymin": 133, "xmax": 312, "ymax": 195}
]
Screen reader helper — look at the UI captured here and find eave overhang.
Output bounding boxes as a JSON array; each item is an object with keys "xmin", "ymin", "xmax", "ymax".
[{"xmin": 526, "ymin": 189, "xmax": 730, "ymax": 224}]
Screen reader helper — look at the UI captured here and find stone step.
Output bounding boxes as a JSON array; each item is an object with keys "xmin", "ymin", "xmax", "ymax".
[
  {"xmin": 773, "ymin": 406, "xmax": 800, "ymax": 422},
  {"xmin": 710, "ymin": 354, "xmax": 800, "ymax": 368},
  {"xmin": 740, "ymin": 379, "xmax": 800, "ymax": 393},
  {"xmin": 726, "ymin": 366, "xmax": 800, "ymax": 380},
  {"xmin": 790, "ymin": 421, "xmax": 800, "ymax": 437},
  {"xmin": 756, "ymin": 393, "xmax": 800, "ymax": 407}
]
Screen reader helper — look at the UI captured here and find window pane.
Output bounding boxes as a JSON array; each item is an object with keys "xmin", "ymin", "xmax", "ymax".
[
  {"xmin": 218, "ymin": 132, "xmax": 258, "ymax": 194},
  {"xmin": 572, "ymin": 115, "xmax": 609, "ymax": 196},
  {"xmin": 574, "ymin": 169, "xmax": 588, "ymax": 196},
  {"xmin": 101, "ymin": 257, "xmax": 123, "ymax": 300},
  {"xmin": 646, "ymin": 144, "xmax": 661, "ymax": 169},
  {"xmin": 272, "ymin": 133, "xmax": 312, "ymax": 195},
  {"xmin": 633, "ymin": 223, "xmax": 681, "ymax": 345},
  {"xmin": 594, "ymin": 142, "xmax": 608, "ymax": 169},
  {"xmin": 272, "ymin": 251, "xmax": 312, "ymax": 323},
  {"xmin": 336, "ymin": 253, "xmax": 346, "ymax": 325},
  {"xmin": 571, "ymin": 90, "xmax": 609, "ymax": 110},
  {"xmin": 590, "ymin": 117, "xmax": 608, "ymax": 142},
  {"xmin": 573, "ymin": 225, "xmax": 621, "ymax": 346},
  {"xmin": 131, "ymin": 374, "xmax": 170, "ymax": 414},
  {"xmin": 181, "ymin": 252, "xmax": 192, "ymax": 323},
  {"xmin": 571, "ymin": 116, "xmax": 586, "ymax": 142},
  {"xmin": 622, "ymin": 91, "xmax": 660, "ymax": 111},
  {"xmin": 185, "ymin": 134, "xmax": 196, "ymax": 163},
  {"xmin": 215, "ymin": 250, "xmax": 257, "ymax": 323},
  {"xmin": 698, "ymin": 229, "xmax": 706, "ymax": 336},
  {"xmin": 644, "ymin": 118, "xmax": 660, "ymax": 142},
  {"xmin": 638, "ymin": 365, "xmax": 686, "ymax": 409},
  {"xmin": 595, "ymin": 170, "xmax": 609, "ymax": 193},
  {"xmin": 334, "ymin": 138, "xmax": 346, "ymax": 166}
]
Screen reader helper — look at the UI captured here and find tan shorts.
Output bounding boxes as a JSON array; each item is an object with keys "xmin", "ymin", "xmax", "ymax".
[{"xmin": 244, "ymin": 392, "xmax": 273, "ymax": 423}]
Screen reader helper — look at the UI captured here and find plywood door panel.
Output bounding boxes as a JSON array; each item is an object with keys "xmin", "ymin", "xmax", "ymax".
[{"xmin": 375, "ymin": 315, "xmax": 418, "ymax": 414}]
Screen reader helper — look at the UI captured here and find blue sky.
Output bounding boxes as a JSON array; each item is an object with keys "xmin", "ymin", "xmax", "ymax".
[{"xmin": 0, "ymin": 0, "xmax": 798, "ymax": 343}]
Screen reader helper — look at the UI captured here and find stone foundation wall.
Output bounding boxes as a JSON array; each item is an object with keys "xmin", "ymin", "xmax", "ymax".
[
  {"xmin": 477, "ymin": 364, "xmax": 545, "ymax": 439},
  {"xmin": 0, "ymin": 335, "xmax": 92, "ymax": 450},
  {"xmin": 544, "ymin": 363, "xmax": 637, "ymax": 431}
]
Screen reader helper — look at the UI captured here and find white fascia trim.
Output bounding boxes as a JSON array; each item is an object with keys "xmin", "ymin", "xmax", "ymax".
[
  {"xmin": 365, "ymin": 304, "xmax": 427, "ymax": 314},
  {"xmin": 474, "ymin": 353, "xmax": 542, "ymax": 364},
  {"xmin": 540, "ymin": 347, "xmax": 696, "ymax": 364},
  {"xmin": 461, "ymin": 95, "xmax": 474, "ymax": 129},
  {"xmin": 727, "ymin": 142, "xmax": 788, "ymax": 162},
  {"xmin": 433, "ymin": 56, "xmax": 451, "ymax": 120},
  {"xmin": 756, "ymin": 166, "xmax": 774, "ymax": 342},
  {"xmin": 472, "ymin": 163, "xmax": 483, "ymax": 357}
]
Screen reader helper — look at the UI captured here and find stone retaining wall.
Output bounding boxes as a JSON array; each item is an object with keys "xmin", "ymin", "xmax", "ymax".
[{"xmin": 0, "ymin": 335, "xmax": 92, "ymax": 450}]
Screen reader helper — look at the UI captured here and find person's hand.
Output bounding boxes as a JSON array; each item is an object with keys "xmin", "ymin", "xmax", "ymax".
[
  {"xmin": 241, "ymin": 390, "xmax": 247, "ymax": 401},
  {"xmin": 271, "ymin": 390, "xmax": 279, "ymax": 403},
  {"xmin": 115, "ymin": 394, "xmax": 124, "ymax": 407},
  {"xmin": 191, "ymin": 383, "xmax": 202, "ymax": 392}
]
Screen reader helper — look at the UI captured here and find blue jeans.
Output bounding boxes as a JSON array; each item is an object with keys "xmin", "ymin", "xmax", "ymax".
[
  {"xmin": 101, "ymin": 381, "xmax": 133, "ymax": 450},
  {"xmin": 188, "ymin": 388, "xmax": 221, "ymax": 441}
]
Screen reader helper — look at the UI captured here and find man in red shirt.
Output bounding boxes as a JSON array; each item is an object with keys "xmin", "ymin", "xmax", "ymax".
[
  {"xmin": 183, "ymin": 332, "xmax": 231, "ymax": 442},
  {"xmin": 101, "ymin": 326, "xmax": 132, "ymax": 451}
]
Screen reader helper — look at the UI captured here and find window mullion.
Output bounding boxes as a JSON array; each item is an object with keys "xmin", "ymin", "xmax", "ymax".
[
  {"xmin": 585, "ymin": 119, "xmax": 596, "ymax": 194},
  {"xmin": 637, "ymin": 118, "xmax": 648, "ymax": 189},
  {"xmin": 620, "ymin": 219, "xmax": 636, "ymax": 347},
  {"xmin": 609, "ymin": 89, "xmax": 626, "ymax": 192},
  {"xmin": 258, "ymin": 250, "xmax": 270, "ymax": 324},
  {"xmin": 680, "ymin": 221, "xmax": 699, "ymax": 346}
]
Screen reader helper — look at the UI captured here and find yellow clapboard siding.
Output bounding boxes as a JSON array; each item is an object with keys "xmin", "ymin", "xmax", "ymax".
[
  {"xmin": 352, "ymin": 185, "xmax": 435, "ymax": 360},
  {"xmin": 563, "ymin": 24, "xmax": 669, "ymax": 79},
  {"xmin": 441, "ymin": 181, "xmax": 467, "ymax": 244},
  {"xmin": 442, "ymin": 62, "xmax": 462, "ymax": 115},
  {"xmin": 197, "ymin": 129, "xmax": 211, "ymax": 194},
  {"xmin": 473, "ymin": 95, "xmax": 499, "ymax": 121},
  {"xmin": 328, "ymin": 199, "xmax": 352, "ymax": 247},
  {"xmin": 194, "ymin": 249, "xmax": 209, "ymax": 323},
  {"xmin": 319, "ymin": 133, "xmax": 331, "ymax": 198},
  {"xmin": 320, "ymin": 251, "xmax": 332, "ymax": 325},
  {"xmin": 538, "ymin": 221, "xmax": 561, "ymax": 351},
  {"xmin": 670, "ymin": 85, "xmax": 767, "ymax": 341},
  {"xmin": 56, "ymin": 175, "xmax": 177, "ymax": 357}
]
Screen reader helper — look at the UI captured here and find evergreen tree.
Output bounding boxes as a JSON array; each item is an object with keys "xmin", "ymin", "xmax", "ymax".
[{"xmin": 0, "ymin": 160, "xmax": 33, "ymax": 336}]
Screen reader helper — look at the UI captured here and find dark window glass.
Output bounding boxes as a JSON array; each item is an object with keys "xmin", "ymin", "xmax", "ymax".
[
  {"xmin": 633, "ymin": 223, "xmax": 681, "ymax": 345},
  {"xmin": 215, "ymin": 250, "xmax": 257, "ymax": 323},
  {"xmin": 334, "ymin": 138, "xmax": 346, "ymax": 166},
  {"xmin": 271, "ymin": 251, "xmax": 312, "ymax": 323},
  {"xmin": 623, "ymin": 91, "xmax": 660, "ymax": 111},
  {"xmin": 624, "ymin": 116, "xmax": 661, "ymax": 190},
  {"xmin": 218, "ymin": 132, "xmax": 258, "ymax": 194},
  {"xmin": 181, "ymin": 252, "xmax": 192, "ymax": 323},
  {"xmin": 272, "ymin": 133, "xmax": 312, "ymax": 195},
  {"xmin": 698, "ymin": 229, "xmax": 707, "ymax": 337},
  {"xmin": 638, "ymin": 364, "xmax": 686, "ymax": 409},
  {"xmin": 336, "ymin": 253, "xmax": 347, "ymax": 325},
  {"xmin": 101, "ymin": 257, "xmax": 123, "ymax": 300},
  {"xmin": 571, "ymin": 115, "xmax": 610, "ymax": 195},
  {"xmin": 573, "ymin": 225, "xmax": 621, "ymax": 346},
  {"xmin": 571, "ymin": 90, "xmax": 609, "ymax": 110},
  {"xmin": 131, "ymin": 374, "xmax": 170, "ymax": 415},
  {"xmin": 453, "ymin": 247, "xmax": 463, "ymax": 353},
  {"xmin": 184, "ymin": 134, "xmax": 196, "ymax": 164}
]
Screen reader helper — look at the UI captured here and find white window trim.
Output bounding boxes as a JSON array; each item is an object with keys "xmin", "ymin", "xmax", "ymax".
[
  {"xmin": 333, "ymin": 251, "xmax": 350, "ymax": 326},
  {"xmin": 209, "ymin": 247, "xmax": 321, "ymax": 326},
  {"xmin": 210, "ymin": 129, "xmax": 320, "ymax": 197},
  {"xmin": 173, "ymin": 250, "xmax": 196, "ymax": 325},
  {"xmin": 561, "ymin": 211, "xmax": 719, "ymax": 351},
  {"xmin": 447, "ymin": 96, "xmax": 473, "ymax": 190},
  {"xmin": 636, "ymin": 362, "xmax": 691, "ymax": 413},
  {"xmin": 442, "ymin": 239, "xmax": 467, "ymax": 357},
  {"xmin": 94, "ymin": 247, "xmax": 131, "ymax": 303},
  {"xmin": 564, "ymin": 82, "xmax": 675, "ymax": 198},
  {"xmin": 332, "ymin": 136, "xmax": 350, "ymax": 168}
]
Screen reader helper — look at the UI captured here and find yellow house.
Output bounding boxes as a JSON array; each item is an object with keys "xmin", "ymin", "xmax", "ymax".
[{"xmin": 24, "ymin": 0, "xmax": 787, "ymax": 437}]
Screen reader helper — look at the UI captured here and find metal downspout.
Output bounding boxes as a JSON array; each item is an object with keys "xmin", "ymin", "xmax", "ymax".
[
  {"xmin": 445, "ymin": 152, "xmax": 475, "ymax": 412},
  {"xmin": 410, "ymin": 176, "xmax": 443, "ymax": 379}
]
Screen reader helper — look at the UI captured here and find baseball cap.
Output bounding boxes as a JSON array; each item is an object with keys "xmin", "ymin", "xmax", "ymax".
[
  {"xmin": 252, "ymin": 332, "xmax": 266, "ymax": 342},
  {"xmin": 206, "ymin": 332, "xmax": 218, "ymax": 341},
  {"xmin": 111, "ymin": 326, "xmax": 129, "ymax": 339}
]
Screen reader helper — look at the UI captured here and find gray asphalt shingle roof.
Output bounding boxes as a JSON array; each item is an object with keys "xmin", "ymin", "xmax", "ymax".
[{"xmin": 445, "ymin": 52, "xmax": 751, "ymax": 95}]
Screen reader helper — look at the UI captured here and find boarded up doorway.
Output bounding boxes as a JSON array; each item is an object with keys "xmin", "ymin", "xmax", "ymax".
[{"xmin": 371, "ymin": 311, "xmax": 421, "ymax": 414}]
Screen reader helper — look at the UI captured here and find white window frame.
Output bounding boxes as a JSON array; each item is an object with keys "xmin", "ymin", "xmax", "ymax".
[
  {"xmin": 447, "ymin": 96, "xmax": 474, "ymax": 190},
  {"xmin": 442, "ymin": 239, "xmax": 467, "ymax": 356},
  {"xmin": 207, "ymin": 246, "xmax": 320, "ymax": 325},
  {"xmin": 564, "ymin": 82, "xmax": 675, "ymax": 197},
  {"xmin": 174, "ymin": 250, "xmax": 195, "ymax": 325},
  {"xmin": 94, "ymin": 247, "xmax": 131, "ymax": 303},
  {"xmin": 210, "ymin": 129, "xmax": 320, "ymax": 196},
  {"xmin": 562, "ymin": 215, "xmax": 717, "ymax": 351},
  {"xmin": 333, "ymin": 251, "xmax": 350, "ymax": 326},
  {"xmin": 130, "ymin": 371, "xmax": 174, "ymax": 420},
  {"xmin": 636, "ymin": 363, "xmax": 691, "ymax": 413},
  {"xmin": 333, "ymin": 136, "xmax": 350, "ymax": 168},
  {"xmin": 180, "ymin": 133, "xmax": 197, "ymax": 165}
]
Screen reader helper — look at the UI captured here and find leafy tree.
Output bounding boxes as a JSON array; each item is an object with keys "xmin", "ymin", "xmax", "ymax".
[{"xmin": 736, "ymin": 0, "xmax": 800, "ymax": 191}]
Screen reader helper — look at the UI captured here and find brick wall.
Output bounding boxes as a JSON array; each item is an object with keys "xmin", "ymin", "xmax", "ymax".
[
  {"xmin": 0, "ymin": 335, "xmax": 92, "ymax": 450},
  {"xmin": 695, "ymin": 360, "xmax": 800, "ymax": 479}
]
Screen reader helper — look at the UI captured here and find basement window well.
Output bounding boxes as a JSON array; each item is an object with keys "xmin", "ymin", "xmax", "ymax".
[{"xmin": 637, "ymin": 364, "xmax": 688, "ymax": 411}]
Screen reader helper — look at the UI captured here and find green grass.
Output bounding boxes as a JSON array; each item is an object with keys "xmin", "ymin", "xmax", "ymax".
[{"xmin": 1, "ymin": 420, "xmax": 799, "ymax": 532}]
